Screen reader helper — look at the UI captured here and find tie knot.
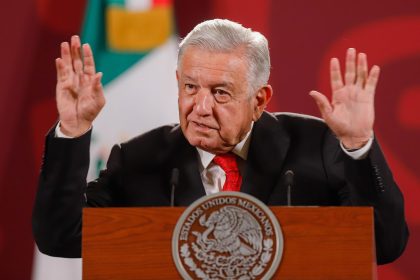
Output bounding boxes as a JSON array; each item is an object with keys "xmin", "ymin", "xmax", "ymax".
[{"xmin": 213, "ymin": 153, "xmax": 239, "ymax": 173}]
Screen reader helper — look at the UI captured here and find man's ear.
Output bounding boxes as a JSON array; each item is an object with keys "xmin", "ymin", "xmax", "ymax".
[
  {"xmin": 252, "ymin": 85, "xmax": 273, "ymax": 121},
  {"xmin": 176, "ymin": 70, "xmax": 179, "ymax": 81}
]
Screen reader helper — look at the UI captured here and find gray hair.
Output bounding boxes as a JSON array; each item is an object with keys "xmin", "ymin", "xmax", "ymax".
[{"xmin": 177, "ymin": 19, "xmax": 270, "ymax": 94}]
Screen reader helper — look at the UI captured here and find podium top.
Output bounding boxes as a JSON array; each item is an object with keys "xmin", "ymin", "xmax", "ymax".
[{"xmin": 83, "ymin": 206, "xmax": 375, "ymax": 280}]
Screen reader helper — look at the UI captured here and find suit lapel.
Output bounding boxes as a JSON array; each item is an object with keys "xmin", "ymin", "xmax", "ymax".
[{"xmin": 241, "ymin": 112, "xmax": 290, "ymax": 204}]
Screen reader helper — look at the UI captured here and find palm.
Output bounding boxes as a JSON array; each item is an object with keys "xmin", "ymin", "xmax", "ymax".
[
  {"xmin": 56, "ymin": 36, "xmax": 105, "ymax": 137},
  {"xmin": 328, "ymin": 84, "xmax": 374, "ymax": 138},
  {"xmin": 310, "ymin": 48, "xmax": 380, "ymax": 149},
  {"xmin": 57, "ymin": 69, "xmax": 101, "ymax": 123}
]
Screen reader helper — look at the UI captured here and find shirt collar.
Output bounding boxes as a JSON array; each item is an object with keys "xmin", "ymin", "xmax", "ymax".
[{"xmin": 196, "ymin": 122, "xmax": 253, "ymax": 169}]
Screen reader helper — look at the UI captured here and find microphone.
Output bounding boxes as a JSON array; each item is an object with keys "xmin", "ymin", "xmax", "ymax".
[
  {"xmin": 285, "ymin": 170, "xmax": 294, "ymax": 206},
  {"xmin": 170, "ymin": 168, "xmax": 179, "ymax": 207}
]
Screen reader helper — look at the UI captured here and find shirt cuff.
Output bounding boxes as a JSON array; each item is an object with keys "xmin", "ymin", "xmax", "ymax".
[
  {"xmin": 340, "ymin": 137, "xmax": 374, "ymax": 160},
  {"xmin": 54, "ymin": 122, "xmax": 92, "ymax": 138}
]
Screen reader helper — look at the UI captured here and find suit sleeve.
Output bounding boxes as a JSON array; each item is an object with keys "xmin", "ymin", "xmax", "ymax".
[
  {"xmin": 32, "ymin": 127, "xmax": 123, "ymax": 258},
  {"xmin": 323, "ymin": 131, "xmax": 409, "ymax": 265}
]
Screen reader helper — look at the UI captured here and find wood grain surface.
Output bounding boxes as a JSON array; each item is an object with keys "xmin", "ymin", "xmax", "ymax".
[{"xmin": 82, "ymin": 207, "xmax": 375, "ymax": 280}]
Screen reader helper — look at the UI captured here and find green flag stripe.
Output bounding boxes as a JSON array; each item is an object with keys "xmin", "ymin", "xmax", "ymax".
[
  {"xmin": 81, "ymin": 0, "xmax": 148, "ymax": 86},
  {"xmin": 107, "ymin": 0, "xmax": 125, "ymax": 7}
]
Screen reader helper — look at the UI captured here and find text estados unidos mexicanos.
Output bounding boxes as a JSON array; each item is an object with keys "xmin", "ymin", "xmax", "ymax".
[{"xmin": 179, "ymin": 197, "xmax": 274, "ymax": 241}]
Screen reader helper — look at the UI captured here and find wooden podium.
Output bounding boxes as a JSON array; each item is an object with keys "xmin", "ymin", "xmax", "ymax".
[{"xmin": 82, "ymin": 207, "xmax": 376, "ymax": 280}]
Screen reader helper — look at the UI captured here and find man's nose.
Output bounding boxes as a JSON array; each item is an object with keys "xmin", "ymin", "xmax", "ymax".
[{"xmin": 194, "ymin": 89, "xmax": 213, "ymax": 116}]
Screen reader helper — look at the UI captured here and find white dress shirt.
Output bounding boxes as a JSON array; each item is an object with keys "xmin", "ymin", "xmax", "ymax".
[{"xmin": 196, "ymin": 128, "xmax": 253, "ymax": 195}]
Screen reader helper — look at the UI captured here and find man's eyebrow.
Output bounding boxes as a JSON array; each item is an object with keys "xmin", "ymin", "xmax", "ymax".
[
  {"xmin": 182, "ymin": 74, "xmax": 196, "ymax": 82},
  {"xmin": 181, "ymin": 75, "xmax": 234, "ymax": 89},
  {"xmin": 212, "ymin": 82, "xmax": 234, "ymax": 89}
]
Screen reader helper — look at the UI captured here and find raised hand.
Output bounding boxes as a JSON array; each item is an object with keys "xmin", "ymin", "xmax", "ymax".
[
  {"xmin": 309, "ymin": 48, "xmax": 380, "ymax": 149},
  {"xmin": 56, "ymin": 35, "xmax": 105, "ymax": 137}
]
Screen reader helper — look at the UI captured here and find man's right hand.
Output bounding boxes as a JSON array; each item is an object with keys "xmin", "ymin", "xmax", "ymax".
[{"xmin": 56, "ymin": 35, "xmax": 105, "ymax": 137}]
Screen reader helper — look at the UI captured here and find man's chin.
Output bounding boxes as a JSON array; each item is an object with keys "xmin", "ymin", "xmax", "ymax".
[{"xmin": 188, "ymin": 136, "xmax": 232, "ymax": 154}]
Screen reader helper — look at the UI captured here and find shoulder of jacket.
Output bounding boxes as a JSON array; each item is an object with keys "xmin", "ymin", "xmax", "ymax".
[
  {"xmin": 273, "ymin": 112, "xmax": 325, "ymax": 124},
  {"xmin": 267, "ymin": 112, "xmax": 329, "ymax": 135},
  {"xmin": 119, "ymin": 124, "xmax": 182, "ymax": 149}
]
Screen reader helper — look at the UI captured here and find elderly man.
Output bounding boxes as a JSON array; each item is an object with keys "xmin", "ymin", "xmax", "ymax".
[{"xmin": 33, "ymin": 19, "xmax": 408, "ymax": 264}]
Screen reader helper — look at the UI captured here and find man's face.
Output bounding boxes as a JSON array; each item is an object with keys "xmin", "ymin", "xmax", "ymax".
[{"xmin": 177, "ymin": 46, "xmax": 269, "ymax": 154}]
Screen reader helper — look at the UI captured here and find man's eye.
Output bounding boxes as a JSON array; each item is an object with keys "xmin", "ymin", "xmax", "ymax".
[
  {"xmin": 184, "ymin": 84, "xmax": 196, "ymax": 94},
  {"xmin": 214, "ymin": 89, "xmax": 226, "ymax": 95},
  {"xmin": 213, "ymin": 89, "xmax": 231, "ymax": 103}
]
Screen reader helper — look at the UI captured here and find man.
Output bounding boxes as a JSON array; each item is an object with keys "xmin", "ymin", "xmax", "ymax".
[{"xmin": 33, "ymin": 19, "xmax": 408, "ymax": 264}]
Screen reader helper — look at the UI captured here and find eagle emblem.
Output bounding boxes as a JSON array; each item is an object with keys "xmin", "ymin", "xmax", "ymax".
[{"xmin": 173, "ymin": 192, "xmax": 283, "ymax": 280}]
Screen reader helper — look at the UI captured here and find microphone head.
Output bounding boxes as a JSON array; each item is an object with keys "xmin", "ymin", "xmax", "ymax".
[{"xmin": 284, "ymin": 170, "xmax": 294, "ymax": 186}]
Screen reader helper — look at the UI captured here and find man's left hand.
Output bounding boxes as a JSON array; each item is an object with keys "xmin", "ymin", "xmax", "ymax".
[{"xmin": 310, "ymin": 48, "xmax": 380, "ymax": 149}]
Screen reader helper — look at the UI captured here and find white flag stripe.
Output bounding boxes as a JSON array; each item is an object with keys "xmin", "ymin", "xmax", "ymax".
[
  {"xmin": 126, "ymin": 0, "xmax": 152, "ymax": 11},
  {"xmin": 32, "ymin": 247, "xmax": 81, "ymax": 280},
  {"xmin": 88, "ymin": 36, "xmax": 179, "ymax": 179}
]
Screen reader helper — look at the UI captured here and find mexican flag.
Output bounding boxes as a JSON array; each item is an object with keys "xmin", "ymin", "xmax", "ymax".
[{"xmin": 32, "ymin": 0, "xmax": 179, "ymax": 279}]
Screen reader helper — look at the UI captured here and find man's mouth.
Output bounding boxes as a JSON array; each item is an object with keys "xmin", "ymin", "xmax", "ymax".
[{"xmin": 191, "ymin": 121, "xmax": 216, "ymax": 131}]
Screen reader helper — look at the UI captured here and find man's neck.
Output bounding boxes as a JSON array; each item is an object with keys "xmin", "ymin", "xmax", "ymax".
[{"xmin": 196, "ymin": 123, "xmax": 253, "ymax": 169}]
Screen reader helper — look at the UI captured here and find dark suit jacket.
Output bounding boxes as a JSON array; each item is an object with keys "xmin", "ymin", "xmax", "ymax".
[{"xmin": 32, "ymin": 112, "xmax": 408, "ymax": 264}]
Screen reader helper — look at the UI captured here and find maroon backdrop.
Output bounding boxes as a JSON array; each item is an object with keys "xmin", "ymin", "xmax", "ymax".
[{"xmin": 0, "ymin": 0, "xmax": 418, "ymax": 279}]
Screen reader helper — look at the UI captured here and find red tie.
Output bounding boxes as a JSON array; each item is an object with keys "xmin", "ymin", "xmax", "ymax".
[{"xmin": 213, "ymin": 153, "xmax": 242, "ymax": 192}]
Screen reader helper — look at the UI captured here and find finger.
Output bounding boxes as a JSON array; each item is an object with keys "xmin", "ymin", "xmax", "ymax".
[
  {"xmin": 93, "ymin": 72, "xmax": 106, "ymax": 108},
  {"xmin": 345, "ymin": 48, "xmax": 356, "ymax": 85},
  {"xmin": 55, "ymin": 58, "xmax": 68, "ymax": 82},
  {"xmin": 365, "ymin": 65, "xmax": 380, "ymax": 94},
  {"xmin": 71, "ymin": 35, "xmax": 83, "ymax": 74},
  {"xmin": 93, "ymin": 72, "xmax": 103, "ymax": 92},
  {"xmin": 82, "ymin": 43, "xmax": 96, "ymax": 75},
  {"xmin": 356, "ymin": 53, "xmax": 368, "ymax": 87},
  {"xmin": 60, "ymin": 42, "xmax": 72, "ymax": 67},
  {"xmin": 309, "ymin": 90, "xmax": 333, "ymax": 119},
  {"xmin": 330, "ymin": 57, "xmax": 343, "ymax": 92}
]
